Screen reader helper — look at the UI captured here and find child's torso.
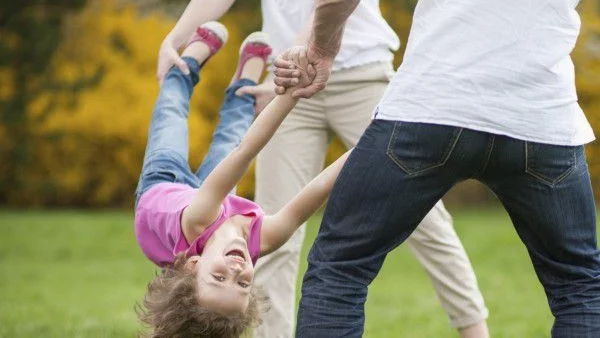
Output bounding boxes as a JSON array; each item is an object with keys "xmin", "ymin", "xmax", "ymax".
[{"xmin": 134, "ymin": 183, "xmax": 264, "ymax": 266}]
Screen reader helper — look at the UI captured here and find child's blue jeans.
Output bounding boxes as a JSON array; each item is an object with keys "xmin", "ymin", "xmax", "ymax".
[{"xmin": 135, "ymin": 57, "xmax": 256, "ymax": 205}]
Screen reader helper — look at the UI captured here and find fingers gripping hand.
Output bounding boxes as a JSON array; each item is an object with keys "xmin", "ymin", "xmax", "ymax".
[
  {"xmin": 273, "ymin": 46, "xmax": 306, "ymax": 93},
  {"xmin": 273, "ymin": 45, "xmax": 330, "ymax": 98}
]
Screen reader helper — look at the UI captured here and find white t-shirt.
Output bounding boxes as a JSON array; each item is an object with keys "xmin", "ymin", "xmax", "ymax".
[
  {"xmin": 261, "ymin": 0, "xmax": 400, "ymax": 71},
  {"xmin": 376, "ymin": 0, "xmax": 595, "ymax": 146}
]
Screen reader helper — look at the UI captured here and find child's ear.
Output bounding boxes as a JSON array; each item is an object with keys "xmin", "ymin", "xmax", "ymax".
[{"xmin": 184, "ymin": 256, "xmax": 201, "ymax": 271}]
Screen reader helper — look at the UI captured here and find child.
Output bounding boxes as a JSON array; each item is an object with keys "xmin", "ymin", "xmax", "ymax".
[{"xmin": 134, "ymin": 22, "xmax": 350, "ymax": 338}]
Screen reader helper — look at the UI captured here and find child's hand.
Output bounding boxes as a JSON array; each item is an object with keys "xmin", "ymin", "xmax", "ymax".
[
  {"xmin": 157, "ymin": 35, "xmax": 190, "ymax": 85},
  {"xmin": 236, "ymin": 80, "xmax": 277, "ymax": 114},
  {"xmin": 293, "ymin": 54, "xmax": 317, "ymax": 91},
  {"xmin": 273, "ymin": 44, "xmax": 329, "ymax": 98}
]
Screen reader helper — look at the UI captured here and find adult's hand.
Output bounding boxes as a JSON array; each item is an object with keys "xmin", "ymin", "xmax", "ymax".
[
  {"xmin": 273, "ymin": 44, "xmax": 333, "ymax": 99},
  {"xmin": 157, "ymin": 35, "xmax": 190, "ymax": 85},
  {"xmin": 236, "ymin": 80, "xmax": 278, "ymax": 114}
]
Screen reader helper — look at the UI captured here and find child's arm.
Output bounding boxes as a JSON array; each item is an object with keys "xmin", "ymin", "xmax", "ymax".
[
  {"xmin": 182, "ymin": 72, "xmax": 312, "ymax": 234},
  {"xmin": 260, "ymin": 150, "xmax": 351, "ymax": 255}
]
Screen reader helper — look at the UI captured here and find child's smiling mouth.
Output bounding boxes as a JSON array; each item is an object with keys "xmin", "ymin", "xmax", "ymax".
[{"xmin": 226, "ymin": 249, "xmax": 247, "ymax": 263}]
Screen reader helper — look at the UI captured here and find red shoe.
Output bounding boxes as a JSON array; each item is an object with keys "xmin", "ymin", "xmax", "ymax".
[
  {"xmin": 233, "ymin": 32, "xmax": 272, "ymax": 81},
  {"xmin": 185, "ymin": 21, "xmax": 228, "ymax": 64}
]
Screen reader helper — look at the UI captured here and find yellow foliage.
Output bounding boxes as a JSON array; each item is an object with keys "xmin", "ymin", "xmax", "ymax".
[
  {"xmin": 0, "ymin": 69, "xmax": 14, "ymax": 180},
  {"xmin": 575, "ymin": 1, "xmax": 600, "ymax": 200},
  {"xmin": 0, "ymin": 69, "xmax": 14, "ymax": 101},
  {"xmin": 16, "ymin": 0, "xmax": 259, "ymax": 206},
  {"xmin": 323, "ymin": 2, "xmax": 415, "ymax": 165}
]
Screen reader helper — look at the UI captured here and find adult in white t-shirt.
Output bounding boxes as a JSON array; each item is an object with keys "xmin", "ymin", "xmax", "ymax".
[
  {"xmin": 247, "ymin": 2, "xmax": 488, "ymax": 338},
  {"xmin": 156, "ymin": 1, "xmax": 489, "ymax": 337},
  {"xmin": 273, "ymin": 0, "xmax": 599, "ymax": 337}
]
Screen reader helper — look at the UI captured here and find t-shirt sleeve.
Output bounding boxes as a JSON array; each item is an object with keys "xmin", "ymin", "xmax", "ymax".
[
  {"xmin": 247, "ymin": 204, "xmax": 265, "ymax": 265},
  {"xmin": 134, "ymin": 183, "xmax": 196, "ymax": 266}
]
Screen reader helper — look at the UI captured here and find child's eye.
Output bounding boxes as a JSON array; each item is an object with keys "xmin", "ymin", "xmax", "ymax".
[
  {"xmin": 212, "ymin": 274, "xmax": 226, "ymax": 282},
  {"xmin": 238, "ymin": 281, "xmax": 250, "ymax": 288}
]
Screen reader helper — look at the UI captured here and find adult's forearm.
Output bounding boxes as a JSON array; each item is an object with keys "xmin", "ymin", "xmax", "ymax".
[
  {"xmin": 310, "ymin": 0, "xmax": 359, "ymax": 57},
  {"xmin": 293, "ymin": 13, "xmax": 315, "ymax": 46},
  {"xmin": 169, "ymin": 0, "xmax": 236, "ymax": 47}
]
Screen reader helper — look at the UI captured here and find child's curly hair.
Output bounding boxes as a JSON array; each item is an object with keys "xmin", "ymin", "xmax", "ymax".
[{"xmin": 136, "ymin": 253, "xmax": 267, "ymax": 338}]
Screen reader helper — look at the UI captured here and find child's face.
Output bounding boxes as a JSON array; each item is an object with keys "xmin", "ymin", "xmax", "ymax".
[{"xmin": 186, "ymin": 228, "xmax": 254, "ymax": 315}]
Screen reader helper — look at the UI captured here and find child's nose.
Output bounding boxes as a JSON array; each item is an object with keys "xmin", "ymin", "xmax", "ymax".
[{"xmin": 229, "ymin": 263, "xmax": 243, "ymax": 273}]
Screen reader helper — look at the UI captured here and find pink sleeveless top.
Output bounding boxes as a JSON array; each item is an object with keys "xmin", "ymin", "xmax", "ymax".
[{"xmin": 134, "ymin": 182, "xmax": 263, "ymax": 267}]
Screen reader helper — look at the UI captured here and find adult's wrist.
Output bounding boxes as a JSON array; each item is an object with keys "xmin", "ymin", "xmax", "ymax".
[
  {"xmin": 307, "ymin": 39, "xmax": 337, "ymax": 61},
  {"xmin": 165, "ymin": 32, "xmax": 186, "ymax": 50}
]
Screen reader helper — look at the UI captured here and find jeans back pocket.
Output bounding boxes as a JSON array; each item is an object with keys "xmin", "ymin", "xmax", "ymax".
[
  {"xmin": 525, "ymin": 142, "xmax": 577, "ymax": 186},
  {"xmin": 386, "ymin": 122, "xmax": 463, "ymax": 176}
]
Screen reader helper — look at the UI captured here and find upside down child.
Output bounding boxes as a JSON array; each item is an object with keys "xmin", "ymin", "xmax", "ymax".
[{"xmin": 134, "ymin": 22, "xmax": 350, "ymax": 338}]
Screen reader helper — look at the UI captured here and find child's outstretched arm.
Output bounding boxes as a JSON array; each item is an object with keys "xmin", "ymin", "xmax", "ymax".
[
  {"xmin": 260, "ymin": 150, "xmax": 351, "ymax": 255},
  {"xmin": 182, "ymin": 66, "xmax": 315, "ymax": 233}
]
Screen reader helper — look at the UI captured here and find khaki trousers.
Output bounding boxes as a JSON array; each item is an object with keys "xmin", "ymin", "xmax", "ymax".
[{"xmin": 253, "ymin": 62, "xmax": 488, "ymax": 338}]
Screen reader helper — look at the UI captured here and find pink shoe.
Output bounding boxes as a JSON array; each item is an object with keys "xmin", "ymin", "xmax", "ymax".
[
  {"xmin": 185, "ymin": 21, "xmax": 228, "ymax": 64},
  {"xmin": 233, "ymin": 32, "xmax": 272, "ymax": 81}
]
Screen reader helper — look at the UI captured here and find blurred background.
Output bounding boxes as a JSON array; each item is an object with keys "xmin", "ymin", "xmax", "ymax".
[
  {"xmin": 1, "ymin": 1, "xmax": 600, "ymax": 337},
  {"xmin": 1, "ymin": 0, "xmax": 598, "ymax": 208}
]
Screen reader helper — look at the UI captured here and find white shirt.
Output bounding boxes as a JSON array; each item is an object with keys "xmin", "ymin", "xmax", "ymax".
[
  {"xmin": 261, "ymin": 0, "xmax": 400, "ymax": 71},
  {"xmin": 376, "ymin": 0, "xmax": 595, "ymax": 146}
]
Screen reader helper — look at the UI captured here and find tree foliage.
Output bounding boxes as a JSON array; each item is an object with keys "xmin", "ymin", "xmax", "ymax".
[
  {"xmin": 2, "ymin": 0, "xmax": 259, "ymax": 206},
  {"xmin": 0, "ymin": 0, "xmax": 88, "ymax": 204}
]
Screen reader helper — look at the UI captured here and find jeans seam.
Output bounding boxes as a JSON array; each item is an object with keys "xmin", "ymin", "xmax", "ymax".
[
  {"xmin": 476, "ymin": 135, "xmax": 495, "ymax": 178},
  {"xmin": 386, "ymin": 122, "xmax": 463, "ymax": 176},
  {"xmin": 524, "ymin": 142, "xmax": 577, "ymax": 187}
]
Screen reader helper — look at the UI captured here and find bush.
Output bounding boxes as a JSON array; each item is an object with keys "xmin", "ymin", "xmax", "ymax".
[{"xmin": 8, "ymin": 1, "xmax": 259, "ymax": 207}]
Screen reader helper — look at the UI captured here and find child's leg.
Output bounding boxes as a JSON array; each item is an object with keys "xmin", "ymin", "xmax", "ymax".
[
  {"xmin": 135, "ymin": 58, "xmax": 201, "ymax": 201},
  {"xmin": 194, "ymin": 79, "xmax": 257, "ymax": 184},
  {"xmin": 135, "ymin": 24, "xmax": 226, "ymax": 202},
  {"xmin": 195, "ymin": 33, "xmax": 271, "ymax": 183}
]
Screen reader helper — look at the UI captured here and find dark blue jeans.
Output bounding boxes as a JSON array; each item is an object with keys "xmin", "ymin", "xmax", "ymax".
[
  {"xmin": 135, "ymin": 57, "xmax": 256, "ymax": 204},
  {"xmin": 297, "ymin": 120, "xmax": 600, "ymax": 337}
]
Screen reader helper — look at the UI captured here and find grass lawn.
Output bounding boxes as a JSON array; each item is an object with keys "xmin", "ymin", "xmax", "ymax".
[{"xmin": 0, "ymin": 207, "xmax": 596, "ymax": 337}]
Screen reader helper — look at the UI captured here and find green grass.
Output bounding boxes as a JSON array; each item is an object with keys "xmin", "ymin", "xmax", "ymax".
[{"xmin": 0, "ymin": 208, "xmax": 597, "ymax": 337}]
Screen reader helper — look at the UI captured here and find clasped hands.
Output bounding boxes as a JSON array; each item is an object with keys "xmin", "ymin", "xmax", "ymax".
[{"xmin": 272, "ymin": 44, "xmax": 334, "ymax": 99}]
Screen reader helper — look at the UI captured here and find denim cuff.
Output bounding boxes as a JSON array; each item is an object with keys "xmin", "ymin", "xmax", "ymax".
[
  {"xmin": 181, "ymin": 56, "xmax": 201, "ymax": 74},
  {"xmin": 223, "ymin": 78, "xmax": 258, "ymax": 105},
  {"xmin": 180, "ymin": 56, "xmax": 201, "ymax": 84}
]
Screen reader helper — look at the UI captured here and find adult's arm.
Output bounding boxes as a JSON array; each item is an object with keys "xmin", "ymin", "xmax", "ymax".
[
  {"xmin": 157, "ymin": 0, "xmax": 236, "ymax": 84},
  {"xmin": 273, "ymin": 0, "xmax": 360, "ymax": 98},
  {"xmin": 311, "ymin": 0, "xmax": 359, "ymax": 58}
]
